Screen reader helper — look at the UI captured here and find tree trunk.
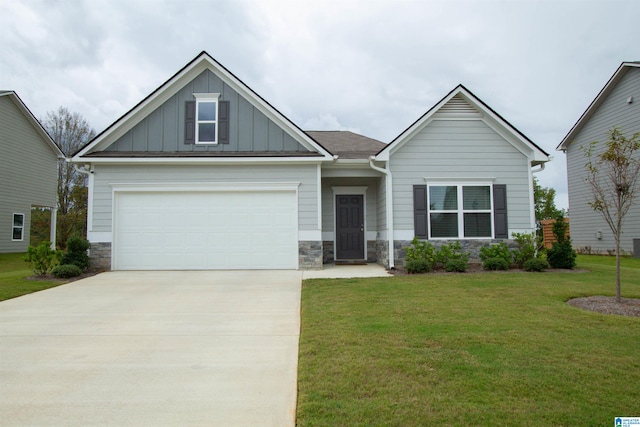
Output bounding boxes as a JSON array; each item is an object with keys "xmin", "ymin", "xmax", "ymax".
[{"xmin": 615, "ymin": 209, "xmax": 622, "ymax": 303}]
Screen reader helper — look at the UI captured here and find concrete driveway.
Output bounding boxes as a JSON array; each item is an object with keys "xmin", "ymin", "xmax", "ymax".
[{"xmin": 0, "ymin": 271, "xmax": 302, "ymax": 427}]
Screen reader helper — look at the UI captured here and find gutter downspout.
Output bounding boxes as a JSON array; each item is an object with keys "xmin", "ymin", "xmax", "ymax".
[{"xmin": 369, "ymin": 156, "xmax": 395, "ymax": 269}]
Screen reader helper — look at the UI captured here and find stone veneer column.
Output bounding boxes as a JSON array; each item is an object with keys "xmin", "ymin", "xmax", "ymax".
[
  {"xmin": 89, "ymin": 242, "xmax": 112, "ymax": 270},
  {"xmin": 299, "ymin": 241, "xmax": 323, "ymax": 269}
]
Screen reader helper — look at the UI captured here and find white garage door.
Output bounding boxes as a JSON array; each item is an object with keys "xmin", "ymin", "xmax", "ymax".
[{"xmin": 114, "ymin": 191, "xmax": 298, "ymax": 270}]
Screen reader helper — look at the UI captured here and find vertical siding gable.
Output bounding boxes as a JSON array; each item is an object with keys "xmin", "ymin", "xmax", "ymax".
[{"xmin": 101, "ymin": 69, "xmax": 311, "ymax": 154}]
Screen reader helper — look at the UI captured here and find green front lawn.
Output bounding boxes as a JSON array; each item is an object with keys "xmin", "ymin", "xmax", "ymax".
[
  {"xmin": 297, "ymin": 255, "xmax": 640, "ymax": 426},
  {"xmin": 0, "ymin": 253, "xmax": 66, "ymax": 301}
]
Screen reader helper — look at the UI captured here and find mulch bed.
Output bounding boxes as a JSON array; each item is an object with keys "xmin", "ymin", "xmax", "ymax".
[{"xmin": 567, "ymin": 296, "xmax": 640, "ymax": 317}]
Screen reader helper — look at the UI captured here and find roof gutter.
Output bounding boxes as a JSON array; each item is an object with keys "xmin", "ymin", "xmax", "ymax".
[
  {"xmin": 369, "ymin": 156, "xmax": 395, "ymax": 269},
  {"xmin": 531, "ymin": 160, "xmax": 547, "ymax": 174}
]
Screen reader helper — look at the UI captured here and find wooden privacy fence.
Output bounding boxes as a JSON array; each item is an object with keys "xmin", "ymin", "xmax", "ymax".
[{"xmin": 540, "ymin": 218, "xmax": 570, "ymax": 249}]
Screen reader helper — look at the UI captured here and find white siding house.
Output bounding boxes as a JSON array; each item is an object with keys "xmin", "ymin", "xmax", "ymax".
[{"xmin": 73, "ymin": 53, "xmax": 549, "ymax": 270}]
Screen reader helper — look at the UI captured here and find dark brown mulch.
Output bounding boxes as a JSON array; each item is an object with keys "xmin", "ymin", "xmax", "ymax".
[
  {"xmin": 567, "ymin": 296, "xmax": 640, "ymax": 317},
  {"xmin": 27, "ymin": 268, "xmax": 105, "ymax": 283}
]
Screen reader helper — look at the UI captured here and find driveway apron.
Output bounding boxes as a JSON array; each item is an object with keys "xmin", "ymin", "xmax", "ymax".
[{"xmin": 0, "ymin": 270, "xmax": 302, "ymax": 427}]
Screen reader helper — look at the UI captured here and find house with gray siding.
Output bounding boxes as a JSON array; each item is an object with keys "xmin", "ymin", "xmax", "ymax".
[
  {"xmin": 72, "ymin": 51, "xmax": 549, "ymax": 270},
  {"xmin": 0, "ymin": 91, "xmax": 64, "ymax": 253},
  {"xmin": 557, "ymin": 62, "xmax": 640, "ymax": 255}
]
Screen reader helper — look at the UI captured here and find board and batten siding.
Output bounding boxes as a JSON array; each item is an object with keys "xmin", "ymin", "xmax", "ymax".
[
  {"xmin": 0, "ymin": 96, "xmax": 59, "ymax": 253},
  {"xmin": 90, "ymin": 164, "xmax": 320, "ymax": 236},
  {"xmin": 390, "ymin": 119, "xmax": 533, "ymax": 237},
  {"xmin": 565, "ymin": 67, "xmax": 640, "ymax": 253},
  {"xmin": 106, "ymin": 70, "xmax": 308, "ymax": 154}
]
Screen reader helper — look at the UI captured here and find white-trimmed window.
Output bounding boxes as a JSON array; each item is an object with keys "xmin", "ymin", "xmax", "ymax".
[
  {"xmin": 195, "ymin": 93, "xmax": 220, "ymax": 144},
  {"xmin": 428, "ymin": 184, "xmax": 493, "ymax": 239},
  {"xmin": 12, "ymin": 213, "xmax": 24, "ymax": 241}
]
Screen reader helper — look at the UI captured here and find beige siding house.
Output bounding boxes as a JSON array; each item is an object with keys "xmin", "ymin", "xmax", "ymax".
[
  {"xmin": 557, "ymin": 62, "xmax": 640, "ymax": 254},
  {"xmin": 0, "ymin": 91, "xmax": 63, "ymax": 253}
]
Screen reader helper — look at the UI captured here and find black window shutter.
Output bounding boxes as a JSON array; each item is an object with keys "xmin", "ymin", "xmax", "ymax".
[
  {"xmin": 413, "ymin": 185, "xmax": 428, "ymax": 238},
  {"xmin": 184, "ymin": 101, "xmax": 195, "ymax": 144},
  {"xmin": 493, "ymin": 184, "xmax": 508, "ymax": 239},
  {"xmin": 218, "ymin": 100, "xmax": 230, "ymax": 144}
]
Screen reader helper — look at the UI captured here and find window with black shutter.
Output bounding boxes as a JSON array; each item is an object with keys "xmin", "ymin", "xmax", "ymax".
[{"xmin": 185, "ymin": 94, "xmax": 230, "ymax": 145}]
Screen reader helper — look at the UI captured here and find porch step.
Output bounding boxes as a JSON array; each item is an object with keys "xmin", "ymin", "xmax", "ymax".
[{"xmin": 334, "ymin": 260, "xmax": 368, "ymax": 266}]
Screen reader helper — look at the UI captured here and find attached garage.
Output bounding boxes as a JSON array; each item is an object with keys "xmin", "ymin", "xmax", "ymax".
[{"xmin": 113, "ymin": 187, "xmax": 298, "ymax": 270}]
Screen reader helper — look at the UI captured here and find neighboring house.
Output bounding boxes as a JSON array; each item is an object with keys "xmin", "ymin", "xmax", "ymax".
[
  {"xmin": 0, "ymin": 91, "xmax": 64, "ymax": 253},
  {"xmin": 72, "ymin": 51, "xmax": 549, "ymax": 270},
  {"xmin": 557, "ymin": 62, "xmax": 640, "ymax": 254}
]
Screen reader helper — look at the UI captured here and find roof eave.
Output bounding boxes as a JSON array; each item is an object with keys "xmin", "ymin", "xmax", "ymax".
[
  {"xmin": 557, "ymin": 62, "xmax": 640, "ymax": 152},
  {"xmin": 1, "ymin": 91, "xmax": 65, "ymax": 158}
]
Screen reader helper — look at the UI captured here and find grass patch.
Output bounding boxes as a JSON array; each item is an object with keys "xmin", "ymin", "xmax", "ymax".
[
  {"xmin": 0, "ymin": 253, "xmax": 66, "ymax": 301},
  {"xmin": 297, "ymin": 255, "xmax": 640, "ymax": 426}
]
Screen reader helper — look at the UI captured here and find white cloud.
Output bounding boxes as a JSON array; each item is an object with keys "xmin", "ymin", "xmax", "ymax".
[{"xmin": 2, "ymin": 0, "xmax": 639, "ymax": 211}]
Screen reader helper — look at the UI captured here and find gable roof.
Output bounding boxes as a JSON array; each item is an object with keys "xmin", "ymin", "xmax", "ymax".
[
  {"xmin": 0, "ymin": 90, "xmax": 64, "ymax": 158},
  {"xmin": 305, "ymin": 131, "xmax": 385, "ymax": 159},
  {"xmin": 375, "ymin": 84, "xmax": 549, "ymax": 165},
  {"xmin": 557, "ymin": 61, "xmax": 640, "ymax": 151},
  {"xmin": 73, "ymin": 51, "xmax": 333, "ymax": 162}
]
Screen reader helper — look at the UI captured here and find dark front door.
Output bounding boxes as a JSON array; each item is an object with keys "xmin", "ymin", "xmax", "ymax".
[{"xmin": 336, "ymin": 195, "xmax": 365, "ymax": 260}]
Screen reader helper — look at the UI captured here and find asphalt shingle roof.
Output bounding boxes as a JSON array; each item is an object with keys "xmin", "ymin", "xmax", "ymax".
[{"xmin": 305, "ymin": 130, "xmax": 386, "ymax": 159}]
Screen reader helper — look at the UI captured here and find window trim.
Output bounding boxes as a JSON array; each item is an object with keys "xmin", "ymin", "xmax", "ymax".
[
  {"xmin": 12, "ymin": 213, "xmax": 25, "ymax": 241},
  {"xmin": 427, "ymin": 182, "xmax": 494, "ymax": 239},
  {"xmin": 194, "ymin": 93, "xmax": 220, "ymax": 145}
]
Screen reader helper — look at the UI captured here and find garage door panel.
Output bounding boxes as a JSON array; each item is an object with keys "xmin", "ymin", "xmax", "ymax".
[{"xmin": 115, "ymin": 191, "xmax": 297, "ymax": 270}]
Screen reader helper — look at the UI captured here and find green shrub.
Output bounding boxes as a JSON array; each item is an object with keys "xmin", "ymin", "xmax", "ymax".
[
  {"xmin": 436, "ymin": 241, "xmax": 469, "ymax": 272},
  {"xmin": 547, "ymin": 241, "xmax": 577, "ymax": 269},
  {"xmin": 60, "ymin": 235, "xmax": 90, "ymax": 270},
  {"xmin": 523, "ymin": 258, "xmax": 550, "ymax": 272},
  {"xmin": 445, "ymin": 259, "xmax": 468, "ymax": 273},
  {"xmin": 511, "ymin": 232, "xmax": 537, "ymax": 268},
  {"xmin": 51, "ymin": 264, "xmax": 83, "ymax": 278},
  {"xmin": 546, "ymin": 214, "xmax": 576, "ymax": 269},
  {"xmin": 404, "ymin": 237, "xmax": 437, "ymax": 272},
  {"xmin": 405, "ymin": 259, "xmax": 431, "ymax": 274},
  {"xmin": 480, "ymin": 242, "xmax": 512, "ymax": 268},
  {"xmin": 482, "ymin": 257, "xmax": 510, "ymax": 271},
  {"xmin": 24, "ymin": 241, "xmax": 60, "ymax": 276}
]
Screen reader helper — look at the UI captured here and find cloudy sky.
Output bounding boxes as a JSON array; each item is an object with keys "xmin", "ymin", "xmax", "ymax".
[{"xmin": 2, "ymin": 0, "xmax": 638, "ymax": 209}]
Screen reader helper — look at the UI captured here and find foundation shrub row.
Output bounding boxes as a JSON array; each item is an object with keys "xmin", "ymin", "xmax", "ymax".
[{"xmin": 404, "ymin": 230, "xmax": 569, "ymax": 274}]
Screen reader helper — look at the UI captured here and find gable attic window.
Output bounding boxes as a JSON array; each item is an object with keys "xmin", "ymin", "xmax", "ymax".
[
  {"xmin": 195, "ymin": 93, "xmax": 219, "ymax": 144},
  {"xmin": 185, "ymin": 94, "xmax": 230, "ymax": 145},
  {"xmin": 12, "ymin": 213, "xmax": 24, "ymax": 241}
]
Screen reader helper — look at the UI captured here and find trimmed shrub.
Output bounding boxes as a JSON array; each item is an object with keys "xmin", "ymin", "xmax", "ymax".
[
  {"xmin": 482, "ymin": 257, "xmax": 510, "ymax": 271},
  {"xmin": 445, "ymin": 259, "xmax": 468, "ymax": 273},
  {"xmin": 437, "ymin": 241, "xmax": 469, "ymax": 272},
  {"xmin": 60, "ymin": 235, "xmax": 90, "ymax": 271},
  {"xmin": 24, "ymin": 241, "xmax": 60, "ymax": 276},
  {"xmin": 547, "ymin": 241, "xmax": 577, "ymax": 269},
  {"xmin": 512, "ymin": 232, "xmax": 537, "ymax": 268},
  {"xmin": 405, "ymin": 259, "xmax": 431, "ymax": 274},
  {"xmin": 404, "ymin": 237, "xmax": 437, "ymax": 272},
  {"xmin": 523, "ymin": 258, "xmax": 550, "ymax": 272},
  {"xmin": 546, "ymin": 214, "xmax": 576, "ymax": 269},
  {"xmin": 480, "ymin": 242, "xmax": 512, "ymax": 268},
  {"xmin": 51, "ymin": 264, "xmax": 83, "ymax": 279}
]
